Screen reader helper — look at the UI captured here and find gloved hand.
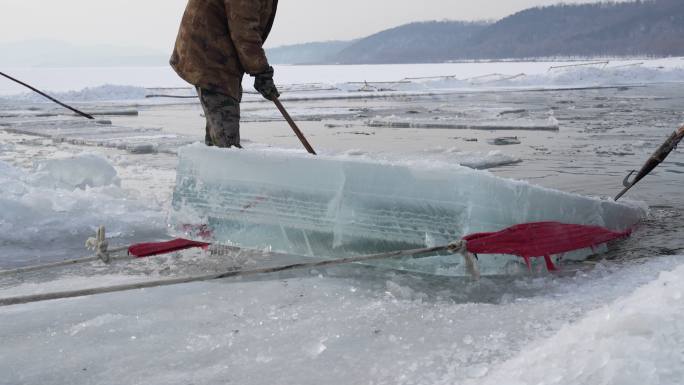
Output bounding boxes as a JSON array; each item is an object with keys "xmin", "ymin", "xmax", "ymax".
[{"xmin": 254, "ymin": 66, "xmax": 280, "ymax": 101}]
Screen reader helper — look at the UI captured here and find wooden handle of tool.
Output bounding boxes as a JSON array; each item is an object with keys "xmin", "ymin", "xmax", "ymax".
[{"xmin": 273, "ymin": 98, "xmax": 317, "ymax": 155}]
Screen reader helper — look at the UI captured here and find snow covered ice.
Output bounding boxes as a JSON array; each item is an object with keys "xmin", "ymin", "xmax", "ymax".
[
  {"xmin": 472, "ymin": 262, "xmax": 684, "ymax": 385},
  {"xmin": 2, "ymin": 253, "xmax": 683, "ymax": 385},
  {"xmin": 171, "ymin": 144, "xmax": 645, "ymax": 275}
]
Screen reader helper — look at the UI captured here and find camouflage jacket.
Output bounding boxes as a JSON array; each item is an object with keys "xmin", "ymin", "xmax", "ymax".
[{"xmin": 170, "ymin": 0, "xmax": 278, "ymax": 100}]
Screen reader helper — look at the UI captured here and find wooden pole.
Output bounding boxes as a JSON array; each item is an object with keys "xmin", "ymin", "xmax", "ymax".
[{"xmin": 273, "ymin": 98, "xmax": 317, "ymax": 155}]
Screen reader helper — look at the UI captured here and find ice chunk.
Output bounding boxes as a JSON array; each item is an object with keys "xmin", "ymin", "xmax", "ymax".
[
  {"xmin": 416, "ymin": 148, "xmax": 522, "ymax": 170},
  {"xmin": 127, "ymin": 143, "xmax": 158, "ymax": 155},
  {"xmin": 171, "ymin": 144, "xmax": 645, "ymax": 275},
  {"xmin": 29, "ymin": 153, "xmax": 120, "ymax": 189}
]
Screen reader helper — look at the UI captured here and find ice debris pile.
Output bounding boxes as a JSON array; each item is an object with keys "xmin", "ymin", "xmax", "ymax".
[
  {"xmin": 171, "ymin": 145, "xmax": 645, "ymax": 275},
  {"xmin": 4, "ymin": 84, "xmax": 148, "ymax": 103},
  {"xmin": 0, "ymin": 154, "xmax": 166, "ymax": 267}
]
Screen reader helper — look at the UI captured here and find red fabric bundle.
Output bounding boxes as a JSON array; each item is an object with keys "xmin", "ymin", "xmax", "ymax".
[
  {"xmin": 128, "ymin": 239, "xmax": 211, "ymax": 258},
  {"xmin": 464, "ymin": 222, "xmax": 632, "ymax": 270}
]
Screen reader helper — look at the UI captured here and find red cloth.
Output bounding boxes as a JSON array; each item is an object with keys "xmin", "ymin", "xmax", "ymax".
[
  {"xmin": 464, "ymin": 222, "xmax": 631, "ymax": 269},
  {"xmin": 128, "ymin": 239, "xmax": 211, "ymax": 258}
]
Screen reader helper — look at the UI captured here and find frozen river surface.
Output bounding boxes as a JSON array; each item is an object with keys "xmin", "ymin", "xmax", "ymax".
[{"xmin": 0, "ymin": 62, "xmax": 683, "ymax": 384}]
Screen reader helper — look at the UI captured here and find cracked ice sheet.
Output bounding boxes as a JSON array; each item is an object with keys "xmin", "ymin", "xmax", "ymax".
[{"xmin": 1, "ymin": 255, "xmax": 682, "ymax": 385}]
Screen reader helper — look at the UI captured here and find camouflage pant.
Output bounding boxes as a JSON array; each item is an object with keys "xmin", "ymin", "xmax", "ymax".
[{"xmin": 197, "ymin": 87, "xmax": 241, "ymax": 148}]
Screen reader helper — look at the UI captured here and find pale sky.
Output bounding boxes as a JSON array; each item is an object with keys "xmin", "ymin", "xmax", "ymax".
[{"xmin": 0, "ymin": 0, "xmax": 625, "ymax": 51}]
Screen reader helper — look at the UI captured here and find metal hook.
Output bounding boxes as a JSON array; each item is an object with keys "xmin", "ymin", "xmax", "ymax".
[{"xmin": 622, "ymin": 170, "xmax": 636, "ymax": 188}]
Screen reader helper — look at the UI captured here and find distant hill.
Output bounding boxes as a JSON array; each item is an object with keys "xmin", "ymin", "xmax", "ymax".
[
  {"xmin": 267, "ymin": 41, "xmax": 353, "ymax": 65},
  {"xmin": 468, "ymin": 0, "xmax": 684, "ymax": 58},
  {"xmin": 269, "ymin": 0, "xmax": 684, "ymax": 64},
  {"xmin": 267, "ymin": 22, "xmax": 488, "ymax": 65},
  {"xmin": 334, "ymin": 21, "xmax": 488, "ymax": 64}
]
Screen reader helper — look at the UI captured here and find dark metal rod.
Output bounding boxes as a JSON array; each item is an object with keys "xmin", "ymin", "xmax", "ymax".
[
  {"xmin": 145, "ymin": 94, "xmax": 198, "ymax": 99},
  {"xmin": 273, "ymin": 98, "xmax": 317, "ymax": 155},
  {"xmin": 615, "ymin": 125, "xmax": 684, "ymax": 201},
  {"xmin": 0, "ymin": 70, "xmax": 95, "ymax": 120}
]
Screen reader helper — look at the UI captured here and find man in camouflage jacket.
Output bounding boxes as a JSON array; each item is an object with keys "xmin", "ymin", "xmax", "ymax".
[{"xmin": 171, "ymin": 0, "xmax": 280, "ymax": 148}]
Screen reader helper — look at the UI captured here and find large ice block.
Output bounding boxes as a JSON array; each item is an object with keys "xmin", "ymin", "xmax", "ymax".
[{"xmin": 171, "ymin": 145, "xmax": 645, "ymax": 275}]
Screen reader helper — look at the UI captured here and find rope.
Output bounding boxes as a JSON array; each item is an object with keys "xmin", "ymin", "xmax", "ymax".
[
  {"xmin": 0, "ymin": 226, "xmax": 128, "ymax": 277},
  {"xmin": 85, "ymin": 226, "xmax": 110, "ymax": 263},
  {"xmin": 0, "ymin": 242, "xmax": 468, "ymax": 307},
  {"xmin": 0, "ymin": 249, "xmax": 131, "ymax": 277}
]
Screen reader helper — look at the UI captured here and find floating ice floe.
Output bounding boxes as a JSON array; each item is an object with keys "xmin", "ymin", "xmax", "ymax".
[
  {"xmin": 414, "ymin": 148, "xmax": 522, "ymax": 169},
  {"xmin": 367, "ymin": 114, "xmax": 560, "ymax": 131},
  {"xmin": 3, "ymin": 118, "xmax": 193, "ymax": 154},
  {"xmin": 171, "ymin": 145, "xmax": 646, "ymax": 276}
]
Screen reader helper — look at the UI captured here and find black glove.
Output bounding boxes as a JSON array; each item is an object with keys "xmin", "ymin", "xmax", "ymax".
[{"xmin": 254, "ymin": 66, "xmax": 280, "ymax": 101}]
